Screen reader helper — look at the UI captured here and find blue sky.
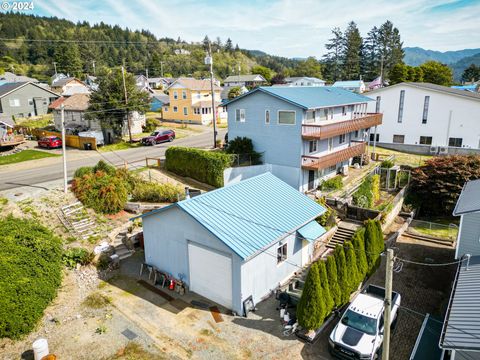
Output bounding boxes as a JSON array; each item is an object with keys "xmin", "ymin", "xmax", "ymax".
[{"xmin": 19, "ymin": 0, "xmax": 480, "ymax": 58}]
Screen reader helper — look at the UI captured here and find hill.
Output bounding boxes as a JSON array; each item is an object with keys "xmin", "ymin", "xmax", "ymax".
[
  {"xmin": 450, "ymin": 53, "xmax": 480, "ymax": 81},
  {"xmin": 404, "ymin": 47, "xmax": 480, "ymax": 66}
]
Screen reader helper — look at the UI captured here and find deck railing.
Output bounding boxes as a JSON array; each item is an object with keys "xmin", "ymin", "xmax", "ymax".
[
  {"xmin": 302, "ymin": 142, "xmax": 366, "ymax": 170},
  {"xmin": 0, "ymin": 134, "xmax": 25, "ymax": 147},
  {"xmin": 302, "ymin": 113, "xmax": 382, "ymax": 140}
]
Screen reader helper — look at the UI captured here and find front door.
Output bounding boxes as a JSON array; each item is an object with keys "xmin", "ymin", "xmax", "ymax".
[{"xmin": 308, "ymin": 170, "xmax": 315, "ymax": 191}]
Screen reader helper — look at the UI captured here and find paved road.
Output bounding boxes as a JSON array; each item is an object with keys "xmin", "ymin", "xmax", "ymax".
[{"xmin": 0, "ymin": 129, "xmax": 226, "ymax": 191}]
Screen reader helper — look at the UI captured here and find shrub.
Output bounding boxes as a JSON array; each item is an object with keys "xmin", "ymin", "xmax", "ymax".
[
  {"xmin": 225, "ymin": 137, "xmax": 262, "ymax": 165},
  {"xmin": 131, "ymin": 181, "xmax": 183, "ymax": 203},
  {"xmin": 352, "ymin": 175, "xmax": 375, "ymax": 208},
  {"xmin": 73, "ymin": 166, "xmax": 93, "ymax": 179},
  {"xmin": 72, "ymin": 171, "xmax": 128, "ymax": 214},
  {"xmin": 83, "ymin": 292, "xmax": 111, "ymax": 309},
  {"xmin": 344, "ymin": 241, "xmax": 360, "ymax": 293},
  {"xmin": 318, "ymin": 261, "xmax": 334, "ymax": 315},
  {"xmin": 364, "ymin": 219, "xmax": 381, "ymax": 270},
  {"xmin": 165, "ymin": 147, "xmax": 233, "ymax": 187},
  {"xmin": 352, "ymin": 228, "xmax": 368, "ymax": 278},
  {"xmin": 142, "ymin": 118, "xmax": 160, "ymax": 133},
  {"xmin": 319, "ymin": 175, "xmax": 343, "ymax": 191},
  {"xmin": 381, "ymin": 159, "xmax": 395, "ymax": 168},
  {"xmin": 316, "ymin": 198, "xmax": 336, "ymax": 228},
  {"xmin": 62, "ymin": 247, "xmax": 94, "ymax": 268},
  {"xmin": 326, "ymin": 255, "xmax": 342, "ymax": 307},
  {"xmin": 371, "ymin": 174, "xmax": 380, "ymax": 203},
  {"xmin": 0, "ymin": 216, "xmax": 63, "ymax": 339},
  {"xmin": 296, "ymin": 262, "xmax": 326, "ymax": 331},
  {"xmin": 93, "ymin": 160, "xmax": 116, "ymax": 176},
  {"xmin": 334, "ymin": 245, "xmax": 349, "ymax": 305}
]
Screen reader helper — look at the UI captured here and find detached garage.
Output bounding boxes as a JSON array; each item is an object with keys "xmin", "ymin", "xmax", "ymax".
[{"xmin": 137, "ymin": 172, "xmax": 326, "ymax": 315}]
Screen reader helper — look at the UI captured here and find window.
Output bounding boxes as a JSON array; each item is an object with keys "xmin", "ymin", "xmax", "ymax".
[
  {"xmin": 309, "ymin": 140, "xmax": 317, "ymax": 153},
  {"xmin": 329, "ymin": 108, "xmax": 334, "ymax": 119},
  {"xmin": 196, "ymin": 92, "xmax": 201, "ymax": 99},
  {"xmin": 277, "ymin": 243, "xmax": 287, "ymax": 264},
  {"xmin": 322, "ymin": 108, "xmax": 329, "ymax": 119},
  {"xmin": 182, "ymin": 90, "xmax": 187, "ymax": 99},
  {"xmin": 183, "ymin": 107, "xmax": 188, "ymax": 115},
  {"xmin": 354, "ymin": 130, "xmax": 359, "ymax": 138},
  {"xmin": 397, "ymin": 90, "xmax": 405, "ymax": 123},
  {"xmin": 194, "ymin": 108, "xmax": 200, "ymax": 115},
  {"xmin": 393, "ymin": 135, "xmax": 405, "ymax": 144},
  {"xmin": 278, "ymin": 110, "xmax": 295, "ymax": 125},
  {"xmin": 265, "ymin": 110, "xmax": 270, "ymax": 124},
  {"xmin": 173, "ymin": 106, "xmax": 178, "ymax": 113},
  {"xmin": 235, "ymin": 108, "xmax": 245, "ymax": 122},
  {"xmin": 375, "ymin": 96, "xmax": 381, "ymax": 113},
  {"xmin": 28, "ymin": 99, "xmax": 33, "ymax": 106},
  {"xmin": 419, "ymin": 136, "xmax": 432, "ymax": 145},
  {"xmin": 342, "ymin": 106, "xmax": 347, "ymax": 116},
  {"xmin": 449, "ymin": 137, "xmax": 463, "ymax": 147},
  {"xmin": 370, "ymin": 133, "xmax": 380, "ymax": 142},
  {"xmin": 339, "ymin": 134, "xmax": 346, "ymax": 144},
  {"xmin": 164, "ymin": 107, "xmax": 168, "ymax": 112},
  {"xmin": 422, "ymin": 96, "xmax": 430, "ymax": 124},
  {"xmin": 173, "ymin": 91, "xmax": 178, "ymax": 100},
  {"xmin": 328, "ymin": 137, "xmax": 334, "ymax": 152},
  {"xmin": 9, "ymin": 99, "xmax": 20, "ymax": 107},
  {"xmin": 305, "ymin": 110, "xmax": 314, "ymax": 123}
]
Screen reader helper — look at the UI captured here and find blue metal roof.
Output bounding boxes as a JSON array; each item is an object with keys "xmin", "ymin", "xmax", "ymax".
[
  {"xmin": 137, "ymin": 173, "xmax": 326, "ymax": 259},
  {"xmin": 223, "ymin": 86, "xmax": 373, "ymax": 109},
  {"xmin": 297, "ymin": 221, "xmax": 326, "ymax": 242},
  {"xmin": 332, "ymin": 80, "xmax": 364, "ymax": 88}
]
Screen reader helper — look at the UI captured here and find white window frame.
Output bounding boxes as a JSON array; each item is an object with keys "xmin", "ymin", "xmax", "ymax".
[
  {"xmin": 422, "ymin": 96, "xmax": 430, "ymax": 124},
  {"xmin": 393, "ymin": 134, "xmax": 405, "ymax": 144},
  {"xmin": 277, "ymin": 242, "xmax": 287, "ymax": 264},
  {"xmin": 9, "ymin": 99, "xmax": 20, "ymax": 107},
  {"xmin": 265, "ymin": 109, "xmax": 270, "ymax": 124},
  {"xmin": 183, "ymin": 107, "xmax": 188, "ymax": 115},
  {"xmin": 339, "ymin": 134, "xmax": 346, "ymax": 144},
  {"xmin": 235, "ymin": 108, "xmax": 245, "ymax": 122},
  {"xmin": 278, "ymin": 110, "xmax": 296, "ymax": 125},
  {"xmin": 182, "ymin": 90, "xmax": 187, "ymax": 99},
  {"xmin": 173, "ymin": 91, "xmax": 178, "ymax": 100},
  {"xmin": 398, "ymin": 90, "xmax": 405, "ymax": 123}
]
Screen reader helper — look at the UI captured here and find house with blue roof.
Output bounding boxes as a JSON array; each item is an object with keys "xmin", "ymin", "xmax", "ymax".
[
  {"xmin": 136, "ymin": 172, "xmax": 327, "ymax": 315},
  {"xmin": 224, "ymin": 86, "xmax": 382, "ymax": 192}
]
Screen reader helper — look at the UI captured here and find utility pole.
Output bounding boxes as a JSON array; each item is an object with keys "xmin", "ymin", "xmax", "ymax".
[
  {"xmin": 382, "ymin": 248, "xmax": 394, "ymax": 360},
  {"xmin": 121, "ymin": 66, "xmax": 132, "ymax": 142},
  {"xmin": 205, "ymin": 41, "xmax": 217, "ymax": 148},
  {"xmin": 92, "ymin": 60, "xmax": 96, "ymax": 75},
  {"xmin": 53, "ymin": 62, "xmax": 58, "ymax": 75},
  {"xmin": 60, "ymin": 104, "xmax": 67, "ymax": 194}
]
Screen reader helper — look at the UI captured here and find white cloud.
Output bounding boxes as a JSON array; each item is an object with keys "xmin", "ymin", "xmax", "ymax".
[{"xmin": 36, "ymin": 0, "xmax": 480, "ymax": 57}]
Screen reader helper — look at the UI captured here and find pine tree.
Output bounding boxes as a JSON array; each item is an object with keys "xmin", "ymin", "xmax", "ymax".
[
  {"xmin": 296, "ymin": 262, "xmax": 326, "ymax": 331},
  {"xmin": 323, "ymin": 27, "xmax": 344, "ymax": 82},
  {"xmin": 202, "ymin": 35, "xmax": 210, "ymax": 51},
  {"xmin": 326, "ymin": 255, "xmax": 342, "ymax": 307},
  {"xmin": 334, "ymin": 246, "xmax": 349, "ymax": 305},
  {"xmin": 225, "ymin": 38, "xmax": 233, "ymax": 52},
  {"xmin": 377, "ymin": 21, "xmax": 404, "ymax": 79},
  {"xmin": 318, "ymin": 260, "xmax": 334, "ymax": 315},
  {"xmin": 344, "ymin": 241, "xmax": 360, "ymax": 293},
  {"xmin": 352, "ymin": 228, "xmax": 368, "ymax": 278},
  {"xmin": 341, "ymin": 21, "xmax": 363, "ymax": 80},
  {"xmin": 362, "ymin": 26, "xmax": 380, "ymax": 81}
]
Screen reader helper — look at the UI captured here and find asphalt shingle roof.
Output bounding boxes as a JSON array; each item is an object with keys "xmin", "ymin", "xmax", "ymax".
[
  {"xmin": 137, "ymin": 173, "xmax": 326, "ymax": 259},
  {"xmin": 453, "ymin": 179, "xmax": 480, "ymax": 215},
  {"xmin": 0, "ymin": 82, "xmax": 27, "ymax": 97},
  {"xmin": 441, "ymin": 255, "xmax": 480, "ymax": 351},
  {"xmin": 224, "ymin": 86, "xmax": 373, "ymax": 109}
]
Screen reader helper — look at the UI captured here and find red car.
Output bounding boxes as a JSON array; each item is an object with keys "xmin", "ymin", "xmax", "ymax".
[
  {"xmin": 141, "ymin": 129, "xmax": 175, "ymax": 145},
  {"xmin": 38, "ymin": 136, "xmax": 62, "ymax": 149}
]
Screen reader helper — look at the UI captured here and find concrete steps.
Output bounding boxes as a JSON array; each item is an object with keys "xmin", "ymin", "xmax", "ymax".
[
  {"xmin": 112, "ymin": 231, "xmax": 134, "ymax": 260},
  {"xmin": 326, "ymin": 226, "xmax": 356, "ymax": 249}
]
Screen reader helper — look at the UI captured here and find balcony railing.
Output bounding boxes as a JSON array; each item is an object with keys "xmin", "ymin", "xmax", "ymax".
[
  {"xmin": 302, "ymin": 113, "xmax": 382, "ymax": 140},
  {"xmin": 0, "ymin": 134, "xmax": 25, "ymax": 147},
  {"xmin": 302, "ymin": 142, "xmax": 366, "ymax": 170}
]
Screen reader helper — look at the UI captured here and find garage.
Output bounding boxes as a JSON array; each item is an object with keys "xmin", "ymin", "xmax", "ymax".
[{"xmin": 188, "ymin": 243, "xmax": 233, "ymax": 309}]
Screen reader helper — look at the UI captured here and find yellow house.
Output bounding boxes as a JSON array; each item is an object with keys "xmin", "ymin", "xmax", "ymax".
[{"xmin": 163, "ymin": 77, "xmax": 227, "ymax": 124}]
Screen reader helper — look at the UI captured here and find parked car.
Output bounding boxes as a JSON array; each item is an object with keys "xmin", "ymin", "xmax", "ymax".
[
  {"xmin": 38, "ymin": 136, "xmax": 62, "ymax": 149},
  {"xmin": 329, "ymin": 285, "xmax": 401, "ymax": 359},
  {"xmin": 141, "ymin": 129, "xmax": 175, "ymax": 145}
]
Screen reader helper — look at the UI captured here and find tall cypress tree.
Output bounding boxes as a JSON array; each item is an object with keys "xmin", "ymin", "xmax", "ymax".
[
  {"xmin": 345, "ymin": 241, "xmax": 360, "ymax": 293},
  {"xmin": 326, "ymin": 255, "xmax": 342, "ymax": 307},
  {"xmin": 334, "ymin": 246, "xmax": 349, "ymax": 305},
  {"xmin": 297, "ymin": 262, "xmax": 326, "ymax": 331},
  {"xmin": 318, "ymin": 260, "xmax": 334, "ymax": 315},
  {"xmin": 352, "ymin": 228, "xmax": 368, "ymax": 279},
  {"xmin": 364, "ymin": 219, "xmax": 379, "ymax": 269},
  {"xmin": 374, "ymin": 220, "xmax": 385, "ymax": 254}
]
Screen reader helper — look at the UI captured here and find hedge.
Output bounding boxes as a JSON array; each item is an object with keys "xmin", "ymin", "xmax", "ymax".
[
  {"xmin": 131, "ymin": 181, "xmax": 183, "ymax": 203},
  {"xmin": 0, "ymin": 216, "xmax": 63, "ymax": 339},
  {"xmin": 352, "ymin": 174, "xmax": 380, "ymax": 208},
  {"xmin": 165, "ymin": 147, "xmax": 234, "ymax": 188},
  {"xmin": 319, "ymin": 175, "xmax": 343, "ymax": 191}
]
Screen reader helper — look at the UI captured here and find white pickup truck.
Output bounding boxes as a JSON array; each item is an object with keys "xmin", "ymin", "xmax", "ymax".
[{"xmin": 328, "ymin": 285, "xmax": 401, "ymax": 360}]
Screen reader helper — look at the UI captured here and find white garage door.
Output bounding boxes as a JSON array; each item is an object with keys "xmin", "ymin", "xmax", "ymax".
[{"xmin": 188, "ymin": 243, "xmax": 233, "ymax": 309}]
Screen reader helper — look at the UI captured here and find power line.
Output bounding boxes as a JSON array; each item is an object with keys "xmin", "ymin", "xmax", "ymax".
[{"xmin": 394, "ymin": 257, "xmax": 464, "ymax": 267}]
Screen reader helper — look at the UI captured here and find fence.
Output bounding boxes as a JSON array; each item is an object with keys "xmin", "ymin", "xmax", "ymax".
[
  {"xmin": 230, "ymin": 152, "xmax": 264, "ymax": 167},
  {"xmin": 31, "ymin": 129, "xmax": 97, "ymax": 150},
  {"xmin": 407, "ymin": 219, "xmax": 458, "ymax": 241}
]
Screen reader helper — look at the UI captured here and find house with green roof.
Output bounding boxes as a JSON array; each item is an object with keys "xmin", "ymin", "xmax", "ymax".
[
  {"xmin": 224, "ymin": 86, "xmax": 382, "ymax": 192},
  {"xmin": 135, "ymin": 172, "xmax": 327, "ymax": 315}
]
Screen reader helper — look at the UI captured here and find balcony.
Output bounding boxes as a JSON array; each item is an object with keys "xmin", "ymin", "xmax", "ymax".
[
  {"xmin": 302, "ymin": 142, "xmax": 366, "ymax": 170},
  {"xmin": 0, "ymin": 134, "xmax": 25, "ymax": 148},
  {"xmin": 302, "ymin": 113, "xmax": 382, "ymax": 140}
]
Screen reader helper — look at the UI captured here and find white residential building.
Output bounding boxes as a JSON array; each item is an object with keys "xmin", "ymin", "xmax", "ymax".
[
  {"xmin": 366, "ymin": 82, "xmax": 480, "ymax": 154},
  {"xmin": 284, "ymin": 77, "xmax": 326, "ymax": 87},
  {"xmin": 332, "ymin": 80, "xmax": 366, "ymax": 93}
]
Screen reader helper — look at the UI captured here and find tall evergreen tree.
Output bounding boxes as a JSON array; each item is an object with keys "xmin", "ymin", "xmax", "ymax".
[
  {"xmin": 377, "ymin": 21, "xmax": 404, "ymax": 79},
  {"xmin": 341, "ymin": 21, "xmax": 363, "ymax": 80},
  {"xmin": 364, "ymin": 219, "xmax": 380, "ymax": 269},
  {"xmin": 361, "ymin": 26, "xmax": 380, "ymax": 81},
  {"xmin": 344, "ymin": 241, "xmax": 360, "ymax": 293},
  {"xmin": 326, "ymin": 255, "xmax": 342, "ymax": 307},
  {"xmin": 352, "ymin": 228, "xmax": 368, "ymax": 278},
  {"xmin": 318, "ymin": 260, "xmax": 334, "ymax": 314},
  {"xmin": 54, "ymin": 43, "xmax": 83, "ymax": 77},
  {"xmin": 334, "ymin": 246, "xmax": 349, "ymax": 305},
  {"xmin": 323, "ymin": 27, "xmax": 343, "ymax": 82},
  {"xmin": 225, "ymin": 38, "xmax": 233, "ymax": 52},
  {"xmin": 296, "ymin": 262, "xmax": 326, "ymax": 331},
  {"xmin": 462, "ymin": 64, "xmax": 480, "ymax": 82}
]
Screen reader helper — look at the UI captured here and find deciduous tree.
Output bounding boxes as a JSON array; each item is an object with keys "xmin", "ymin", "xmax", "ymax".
[{"xmin": 420, "ymin": 61, "xmax": 453, "ymax": 86}]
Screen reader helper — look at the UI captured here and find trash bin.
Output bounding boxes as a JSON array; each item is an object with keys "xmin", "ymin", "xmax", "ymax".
[{"xmin": 83, "ymin": 143, "xmax": 92, "ymax": 150}]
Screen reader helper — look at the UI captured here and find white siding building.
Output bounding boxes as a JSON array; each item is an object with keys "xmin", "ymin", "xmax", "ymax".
[{"xmin": 366, "ymin": 83, "xmax": 480, "ymax": 154}]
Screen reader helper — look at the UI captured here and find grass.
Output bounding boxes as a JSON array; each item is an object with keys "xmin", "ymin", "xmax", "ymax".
[
  {"xmin": 15, "ymin": 114, "xmax": 53, "ymax": 128},
  {"xmin": 82, "ymin": 292, "xmax": 112, "ymax": 309},
  {"xmin": 409, "ymin": 225, "xmax": 457, "ymax": 240},
  {"xmin": 107, "ymin": 342, "xmax": 166, "ymax": 360},
  {"xmin": 0, "ymin": 149, "xmax": 59, "ymax": 166},
  {"xmin": 98, "ymin": 141, "xmax": 142, "ymax": 152},
  {"xmin": 371, "ymin": 146, "xmax": 432, "ymax": 167}
]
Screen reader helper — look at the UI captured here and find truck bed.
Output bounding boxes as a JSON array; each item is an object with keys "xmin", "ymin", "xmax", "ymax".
[{"xmin": 363, "ymin": 284, "xmax": 400, "ymax": 307}]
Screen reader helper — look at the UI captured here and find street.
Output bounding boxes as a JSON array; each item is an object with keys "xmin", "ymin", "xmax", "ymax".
[{"xmin": 0, "ymin": 128, "xmax": 226, "ymax": 191}]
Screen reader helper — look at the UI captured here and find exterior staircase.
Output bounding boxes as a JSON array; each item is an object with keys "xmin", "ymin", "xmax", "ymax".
[
  {"xmin": 112, "ymin": 230, "xmax": 134, "ymax": 260},
  {"xmin": 326, "ymin": 222, "xmax": 360, "ymax": 249}
]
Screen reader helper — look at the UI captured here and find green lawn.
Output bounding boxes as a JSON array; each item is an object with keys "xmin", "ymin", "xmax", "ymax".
[
  {"xmin": 409, "ymin": 225, "xmax": 458, "ymax": 240},
  {"xmin": 370, "ymin": 146, "xmax": 432, "ymax": 167},
  {"xmin": 98, "ymin": 142, "xmax": 142, "ymax": 152},
  {"xmin": 0, "ymin": 149, "xmax": 59, "ymax": 166}
]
